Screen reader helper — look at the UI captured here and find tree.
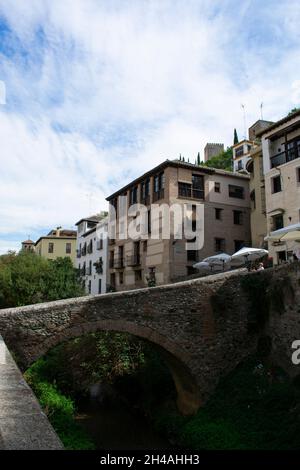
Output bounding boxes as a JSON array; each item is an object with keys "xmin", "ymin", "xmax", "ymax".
[
  {"xmin": 204, "ymin": 147, "xmax": 233, "ymax": 172},
  {"xmin": 288, "ymin": 107, "xmax": 300, "ymax": 116},
  {"xmin": 0, "ymin": 251, "xmax": 84, "ymax": 308},
  {"xmin": 197, "ymin": 152, "xmax": 201, "ymax": 166},
  {"xmin": 234, "ymin": 128, "xmax": 239, "ymax": 145}
]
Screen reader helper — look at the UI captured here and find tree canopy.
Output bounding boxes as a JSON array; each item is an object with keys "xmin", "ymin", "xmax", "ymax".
[
  {"xmin": 203, "ymin": 147, "xmax": 233, "ymax": 172},
  {"xmin": 0, "ymin": 251, "xmax": 85, "ymax": 308}
]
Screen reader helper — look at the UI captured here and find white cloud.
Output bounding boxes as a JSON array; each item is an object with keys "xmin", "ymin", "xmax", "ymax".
[{"xmin": 0, "ymin": 0, "xmax": 300, "ymax": 253}]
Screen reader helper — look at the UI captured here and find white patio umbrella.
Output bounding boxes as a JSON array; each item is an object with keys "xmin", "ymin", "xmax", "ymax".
[
  {"xmin": 266, "ymin": 222, "xmax": 300, "ymax": 242},
  {"xmin": 193, "ymin": 261, "xmax": 212, "ymax": 272},
  {"xmin": 203, "ymin": 253, "xmax": 231, "ymax": 271},
  {"xmin": 280, "ymin": 231, "xmax": 300, "ymax": 242},
  {"xmin": 231, "ymin": 247, "xmax": 268, "ymax": 264}
]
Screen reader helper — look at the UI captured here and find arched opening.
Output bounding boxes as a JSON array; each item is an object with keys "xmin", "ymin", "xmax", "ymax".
[{"xmin": 23, "ymin": 320, "xmax": 201, "ymax": 416}]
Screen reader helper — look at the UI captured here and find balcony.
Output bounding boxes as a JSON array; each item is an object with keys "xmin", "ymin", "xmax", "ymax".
[
  {"xmin": 127, "ymin": 254, "xmax": 141, "ymax": 266},
  {"xmin": 270, "ymin": 145, "xmax": 300, "ymax": 168},
  {"xmin": 114, "ymin": 258, "xmax": 124, "ymax": 269}
]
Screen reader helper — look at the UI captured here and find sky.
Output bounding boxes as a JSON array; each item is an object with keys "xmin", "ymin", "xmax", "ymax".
[{"xmin": 0, "ymin": 0, "xmax": 300, "ymax": 253}]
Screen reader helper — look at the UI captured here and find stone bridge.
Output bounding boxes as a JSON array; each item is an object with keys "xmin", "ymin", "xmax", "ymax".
[{"xmin": 1, "ymin": 262, "xmax": 300, "ymax": 425}]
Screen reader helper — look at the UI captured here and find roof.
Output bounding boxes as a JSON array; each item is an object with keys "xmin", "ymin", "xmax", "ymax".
[
  {"xmin": 47, "ymin": 229, "xmax": 77, "ymax": 237},
  {"xmin": 35, "ymin": 235, "xmax": 76, "ymax": 246},
  {"xmin": 232, "ymin": 139, "xmax": 253, "ymax": 149},
  {"xmin": 75, "ymin": 213, "xmax": 107, "ymax": 227},
  {"xmin": 22, "ymin": 239, "xmax": 34, "ymax": 244},
  {"xmin": 106, "ymin": 159, "xmax": 249, "ymax": 201},
  {"xmin": 256, "ymin": 109, "xmax": 300, "ymax": 138}
]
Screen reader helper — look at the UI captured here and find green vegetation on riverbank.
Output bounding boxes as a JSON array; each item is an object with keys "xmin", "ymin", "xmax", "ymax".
[
  {"xmin": 25, "ymin": 360, "xmax": 95, "ymax": 450},
  {"xmin": 153, "ymin": 357, "xmax": 300, "ymax": 450},
  {"xmin": 25, "ymin": 332, "xmax": 300, "ymax": 450}
]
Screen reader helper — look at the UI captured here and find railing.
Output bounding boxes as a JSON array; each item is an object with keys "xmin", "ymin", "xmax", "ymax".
[
  {"xmin": 114, "ymin": 258, "xmax": 124, "ymax": 269},
  {"xmin": 127, "ymin": 254, "xmax": 141, "ymax": 266},
  {"xmin": 270, "ymin": 150, "xmax": 300, "ymax": 168},
  {"xmin": 178, "ymin": 186, "xmax": 204, "ymax": 200}
]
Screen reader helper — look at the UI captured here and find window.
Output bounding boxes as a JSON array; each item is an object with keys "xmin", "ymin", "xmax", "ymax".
[
  {"xmin": 89, "ymin": 260, "xmax": 92, "ymax": 275},
  {"xmin": 277, "ymin": 250, "xmax": 287, "ymax": 264},
  {"xmin": 297, "ymin": 167, "xmax": 300, "ymax": 183},
  {"xmin": 192, "ymin": 174, "xmax": 204, "ymax": 199},
  {"xmin": 140, "ymin": 177, "xmax": 150, "ymax": 202},
  {"xmin": 215, "ymin": 208, "xmax": 223, "ymax": 220},
  {"xmin": 235, "ymin": 146, "xmax": 244, "ymax": 157},
  {"xmin": 98, "ymin": 278, "xmax": 102, "ymax": 294},
  {"xmin": 143, "ymin": 240, "xmax": 147, "ymax": 252},
  {"xmin": 178, "ymin": 182, "xmax": 191, "ymax": 198},
  {"xmin": 129, "ymin": 186, "xmax": 138, "ymax": 205},
  {"xmin": 88, "ymin": 280, "xmax": 91, "ymax": 294},
  {"xmin": 109, "ymin": 250, "xmax": 114, "ymax": 268},
  {"xmin": 237, "ymin": 160, "xmax": 243, "ymax": 170},
  {"xmin": 48, "ymin": 242, "xmax": 54, "ymax": 253},
  {"xmin": 119, "ymin": 271, "xmax": 124, "ymax": 285},
  {"xmin": 178, "ymin": 175, "xmax": 204, "ymax": 200},
  {"xmin": 272, "ymin": 214, "xmax": 284, "ymax": 231},
  {"xmin": 66, "ymin": 242, "xmax": 72, "ymax": 254},
  {"xmin": 272, "ymin": 175, "xmax": 282, "ymax": 193},
  {"xmin": 147, "ymin": 209, "xmax": 151, "ymax": 234},
  {"xmin": 187, "ymin": 250, "xmax": 197, "ymax": 262},
  {"xmin": 214, "ymin": 182, "xmax": 220, "ymax": 193},
  {"xmin": 250, "ymin": 190, "xmax": 256, "ymax": 209},
  {"xmin": 233, "ymin": 210, "xmax": 243, "ymax": 225},
  {"xmin": 135, "ymin": 270, "xmax": 142, "ymax": 282},
  {"xmin": 215, "ymin": 238, "xmax": 226, "ymax": 252},
  {"xmin": 153, "ymin": 172, "xmax": 165, "ymax": 201},
  {"xmin": 229, "ymin": 185, "xmax": 244, "ymax": 199},
  {"xmin": 234, "ymin": 240, "xmax": 244, "ymax": 252},
  {"xmin": 110, "ymin": 273, "xmax": 116, "ymax": 288}
]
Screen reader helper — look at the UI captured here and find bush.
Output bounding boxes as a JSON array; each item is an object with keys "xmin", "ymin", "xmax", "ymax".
[{"xmin": 25, "ymin": 364, "xmax": 95, "ymax": 450}]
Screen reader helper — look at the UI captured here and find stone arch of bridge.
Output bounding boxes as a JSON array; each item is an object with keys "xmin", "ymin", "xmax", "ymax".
[{"xmin": 27, "ymin": 319, "xmax": 201, "ymax": 415}]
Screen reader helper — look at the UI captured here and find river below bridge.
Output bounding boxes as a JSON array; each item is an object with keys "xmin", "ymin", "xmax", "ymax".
[{"xmin": 75, "ymin": 398, "xmax": 172, "ymax": 450}]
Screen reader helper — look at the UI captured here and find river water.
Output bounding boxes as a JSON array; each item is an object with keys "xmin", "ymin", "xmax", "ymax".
[{"xmin": 75, "ymin": 399, "xmax": 172, "ymax": 450}]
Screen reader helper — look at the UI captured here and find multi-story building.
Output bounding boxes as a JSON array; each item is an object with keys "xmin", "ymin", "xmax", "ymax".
[
  {"xmin": 246, "ymin": 145, "xmax": 267, "ymax": 248},
  {"xmin": 232, "ymin": 139, "xmax": 254, "ymax": 172},
  {"xmin": 35, "ymin": 228, "xmax": 77, "ymax": 264},
  {"xmin": 232, "ymin": 120, "xmax": 273, "ymax": 173},
  {"xmin": 258, "ymin": 109, "xmax": 300, "ymax": 264},
  {"xmin": 75, "ymin": 213, "xmax": 108, "ymax": 295},
  {"xmin": 106, "ymin": 159, "xmax": 251, "ymax": 291},
  {"xmin": 204, "ymin": 143, "xmax": 224, "ymax": 162}
]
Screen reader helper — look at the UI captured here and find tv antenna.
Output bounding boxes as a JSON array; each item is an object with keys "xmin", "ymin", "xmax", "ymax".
[
  {"xmin": 260, "ymin": 102, "xmax": 264, "ymax": 120},
  {"xmin": 241, "ymin": 104, "xmax": 247, "ymax": 139}
]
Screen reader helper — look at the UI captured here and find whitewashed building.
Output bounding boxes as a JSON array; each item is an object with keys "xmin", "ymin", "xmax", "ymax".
[{"xmin": 75, "ymin": 213, "xmax": 108, "ymax": 295}]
